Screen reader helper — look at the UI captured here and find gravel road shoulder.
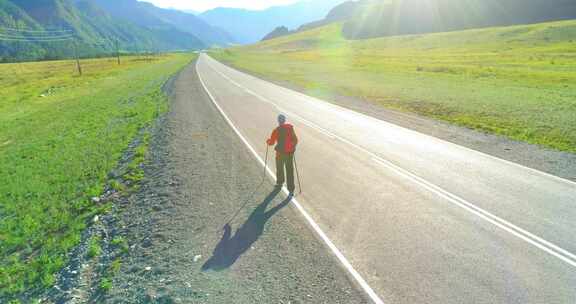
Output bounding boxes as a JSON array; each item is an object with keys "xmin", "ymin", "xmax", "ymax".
[{"xmin": 104, "ymin": 60, "xmax": 368, "ymax": 303}]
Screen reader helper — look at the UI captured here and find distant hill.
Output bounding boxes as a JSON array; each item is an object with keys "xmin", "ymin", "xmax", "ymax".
[
  {"xmin": 297, "ymin": 0, "xmax": 358, "ymax": 31},
  {"xmin": 199, "ymin": 0, "xmax": 348, "ymax": 44},
  {"xmin": 262, "ymin": 26, "xmax": 292, "ymax": 41},
  {"xmin": 262, "ymin": 1, "xmax": 357, "ymax": 41},
  {"xmin": 0, "ymin": 0, "xmax": 235, "ymax": 62},
  {"xmin": 264, "ymin": 0, "xmax": 576, "ymax": 41},
  {"xmin": 181, "ymin": 9, "xmax": 199, "ymax": 15}
]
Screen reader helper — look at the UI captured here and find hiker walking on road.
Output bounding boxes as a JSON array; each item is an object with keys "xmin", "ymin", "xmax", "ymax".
[{"xmin": 267, "ymin": 114, "xmax": 298, "ymax": 194}]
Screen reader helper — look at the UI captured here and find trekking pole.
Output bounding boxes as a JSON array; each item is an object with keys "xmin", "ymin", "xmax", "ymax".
[
  {"xmin": 294, "ymin": 153, "xmax": 302, "ymax": 194},
  {"xmin": 221, "ymin": 144, "xmax": 270, "ymax": 228},
  {"xmin": 263, "ymin": 144, "xmax": 269, "ymax": 179}
]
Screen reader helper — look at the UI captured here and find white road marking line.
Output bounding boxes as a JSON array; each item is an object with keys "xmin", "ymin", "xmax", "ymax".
[
  {"xmin": 371, "ymin": 158, "xmax": 576, "ymax": 268},
  {"xmin": 281, "ymin": 109, "xmax": 336, "ymax": 139},
  {"xmin": 207, "ymin": 55, "xmax": 576, "ymax": 188},
  {"xmin": 202, "ymin": 55, "xmax": 576, "ymax": 269},
  {"xmin": 196, "ymin": 57, "xmax": 386, "ymax": 304}
]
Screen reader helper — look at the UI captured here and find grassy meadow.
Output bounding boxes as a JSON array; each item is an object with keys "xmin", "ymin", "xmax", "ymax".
[
  {"xmin": 0, "ymin": 53, "xmax": 194, "ymax": 297},
  {"xmin": 211, "ymin": 20, "xmax": 576, "ymax": 152}
]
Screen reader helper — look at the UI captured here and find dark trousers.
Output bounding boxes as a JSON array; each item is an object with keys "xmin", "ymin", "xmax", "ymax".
[{"xmin": 275, "ymin": 152, "xmax": 295, "ymax": 192}]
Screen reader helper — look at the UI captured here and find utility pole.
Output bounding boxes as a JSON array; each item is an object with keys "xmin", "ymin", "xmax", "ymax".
[
  {"xmin": 73, "ymin": 39, "xmax": 82, "ymax": 76},
  {"xmin": 115, "ymin": 39, "xmax": 120, "ymax": 65}
]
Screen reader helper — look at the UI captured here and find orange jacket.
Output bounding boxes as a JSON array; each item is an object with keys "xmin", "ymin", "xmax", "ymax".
[{"xmin": 267, "ymin": 124, "xmax": 298, "ymax": 154}]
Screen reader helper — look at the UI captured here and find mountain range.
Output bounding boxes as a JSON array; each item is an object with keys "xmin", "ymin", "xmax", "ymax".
[
  {"xmin": 94, "ymin": 0, "xmax": 235, "ymax": 47},
  {"xmin": 0, "ymin": 0, "xmax": 234, "ymax": 62},
  {"xmin": 268, "ymin": 0, "xmax": 576, "ymax": 41},
  {"xmin": 341, "ymin": 0, "xmax": 576, "ymax": 39},
  {"xmin": 199, "ymin": 0, "xmax": 348, "ymax": 44},
  {"xmin": 5, "ymin": 0, "xmax": 574, "ymax": 62}
]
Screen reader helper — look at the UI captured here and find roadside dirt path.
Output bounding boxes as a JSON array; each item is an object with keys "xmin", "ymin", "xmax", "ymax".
[{"xmin": 105, "ymin": 61, "xmax": 367, "ymax": 303}]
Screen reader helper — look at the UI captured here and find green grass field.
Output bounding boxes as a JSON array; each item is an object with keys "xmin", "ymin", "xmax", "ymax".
[
  {"xmin": 211, "ymin": 20, "xmax": 576, "ymax": 152},
  {"xmin": 0, "ymin": 53, "xmax": 194, "ymax": 298}
]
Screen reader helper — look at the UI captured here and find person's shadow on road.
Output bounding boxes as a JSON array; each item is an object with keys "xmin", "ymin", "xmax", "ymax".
[{"xmin": 201, "ymin": 188, "xmax": 292, "ymax": 271}]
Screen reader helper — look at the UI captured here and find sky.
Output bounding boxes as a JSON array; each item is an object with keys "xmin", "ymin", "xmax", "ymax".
[{"xmin": 139, "ymin": 0, "xmax": 301, "ymax": 12}]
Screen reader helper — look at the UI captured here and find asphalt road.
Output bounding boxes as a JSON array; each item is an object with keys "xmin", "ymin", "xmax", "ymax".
[{"xmin": 196, "ymin": 54, "xmax": 576, "ymax": 304}]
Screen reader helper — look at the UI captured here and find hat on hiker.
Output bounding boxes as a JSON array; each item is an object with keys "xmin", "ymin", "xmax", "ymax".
[{"xmin": 277, "ymin": 114, "xmax": 286, "ymax": 125}]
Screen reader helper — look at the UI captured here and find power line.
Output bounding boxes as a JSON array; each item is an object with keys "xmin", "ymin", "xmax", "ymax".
[
  {"xmin": 0, "ymin": 26, "xmax": 75, "ymax": 42},
  {"xmin": 0, "ymin": 34, "xmax": 74, "ymax": 40},
  {"xmin": 0, "ymin": 30, "xmax": 82, "ymax": 76},
  {"xmin": 0, "ymin": 27, "xmax": 72, "ymax": 34},
  {"xmin": 0, "ymin": 33, "xmax": 74, "ymax": 40},
  {"xmin": 0, "ymin": 37, "xmax": 74, "ymax": 42}
]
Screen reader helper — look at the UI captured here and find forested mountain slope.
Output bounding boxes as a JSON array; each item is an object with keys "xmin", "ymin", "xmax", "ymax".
[{"xmin": 0, "ymin": 0, "xmax": 234, "ymax": 62}]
